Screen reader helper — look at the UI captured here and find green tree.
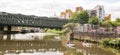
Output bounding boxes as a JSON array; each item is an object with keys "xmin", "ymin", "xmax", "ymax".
[
  {"xmin": 101, "ymin": 20, "xmax": 119, "ymax": 28},
  {"xmin": 63, "ymin": 23, "xmax": 79, "ymax": 33},
  {"xmin": 70, "ymin": 10, "xmax": 89, "ymax": 24},
  {"xmin": 115, "ymin": 18, "xmax": 120, "ymax": 23},
  {"xmin": 115, "ymin": 18, "xmax": 120, "ymax": 26},
  {"xmin": 101, "ymin": 20, "xmax": 112, "ymax": 28},
  {"xmin": 109, "ymin": 21, "xmax": 119, "ymax": 27},
  {"xmin": 62, "ymin": 23, "xmax": 79, "ymax": 39},
  {"xmin": 88, "ymin": 16, "xmax": 99, "ymax": 25}
]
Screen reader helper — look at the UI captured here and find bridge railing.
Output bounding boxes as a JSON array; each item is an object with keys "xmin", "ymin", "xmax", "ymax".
[{"xmin": 0, "ymin": 12, "xmax": 69, "ymax": 28}]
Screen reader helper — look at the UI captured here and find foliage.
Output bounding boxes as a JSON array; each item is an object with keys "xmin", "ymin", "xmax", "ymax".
[
  {"xmin": 100, "ymin": 38, "xmax": 112, "ymax": 45},
  {"xmin": 70, "ymin": 10, "xmax": 89, "ymax": 24},
  {"xmin": 43, "ymin": 34, "xmax": 58, "ymax": 41},
  {"xmin": 101, "ymin": 20, "xmax": 111, "ymax": 27},
  {"xmin": 100, "ymin": 38, "xmax": 120, "ymax": 48},
  {"xmin": 115, "ymin": 18, "xmax": 120, "ymax": 23},
  {"xmin": 62, "ymin": 23, "xmax": 79, "ymax": 34},
  {"xmin": 115, "ymin": 18, "xmax": 120, "ymax": 26},
  {"xmin": 109, "ymin": 21, "xmax": 119, "ymax": 27},
  {"xmin": 101, "ymin": 20, "xmax": 119, "ymax": 28},
  {"xmin": 46, "ymin": 23, "xmax": 79, "ymax": 35},
  {"xmin": 46, "ymin": 29, "xmax": 63, "ymax": 35},
  {"xmin": 82, "ymin": 37, "xmax": 95, "ymax": 42},
  {"xmin": 88, "ymin": 16, "xmax": 99, "ymax": 25}
]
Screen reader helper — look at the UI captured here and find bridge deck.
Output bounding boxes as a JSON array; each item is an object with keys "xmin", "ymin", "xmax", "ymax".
[{"xmin": 0, "ymin": 12, "xmax": 69, "ymax": 28}]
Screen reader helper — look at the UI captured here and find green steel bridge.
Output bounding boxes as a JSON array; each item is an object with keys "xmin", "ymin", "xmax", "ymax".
[{"xmin": 0, "ymin": 12, "xmax": 69, "ymax": 30}]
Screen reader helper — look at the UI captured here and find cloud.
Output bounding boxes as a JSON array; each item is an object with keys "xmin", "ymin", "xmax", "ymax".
[
  {"xmin": 101, "ymin": 0, "xmax": 120, "ymax": 3},
  {"xmin": 0, "ymin": 0, "xmax": 119, "ymax": 20}
]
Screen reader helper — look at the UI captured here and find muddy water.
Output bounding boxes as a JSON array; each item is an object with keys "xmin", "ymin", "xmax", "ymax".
[{"xmin": 0, "ymin": 33, "xmax": 119, "ymax": 55}]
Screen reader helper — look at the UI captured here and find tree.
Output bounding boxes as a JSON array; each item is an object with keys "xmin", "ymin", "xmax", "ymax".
[
  {"xmin": 63, "ymin": 23, "xmax": 79, "ymax": 33},
  {"xmin": 101, "ymin": 20, "xmax": 119, "ymax": 28},
  {"xmin": 115, "ymin": 18, "xmax": 120, "ymax": 26},
  {"xmin": 88, "ymin": 16, "xmax": 99, "ymax": 25},
  {"xmin": 101, "ymin": 20, "xmax": 112, "ymax": 28},
  {"xmin": 109, "ymin": 21, "xmax": 119, "ymax": 27},
  {"xmin": 62, "ymin": 23, "xmax": 79, "ymax": 40},
  {"xmin": 70, "ymin": 10, "xmax": 89, "ymax": 24},
  {"xmin": 115, "ymin": 18, "xmax": 120, "ymax": 23}
]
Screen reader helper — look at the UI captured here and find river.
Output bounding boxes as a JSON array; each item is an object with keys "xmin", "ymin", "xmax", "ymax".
[{"xmin": 0, "ymin": 33, "xmax": 119, "ymax": 55}]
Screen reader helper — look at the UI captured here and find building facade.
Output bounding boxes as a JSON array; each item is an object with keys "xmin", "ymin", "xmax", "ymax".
[
  {"xmin": 60, "ymin": 9, "xmax": 73, "ymax": 19},
  {"xmin": 60, "ymin": 6, "xmax": 83, "ymax": 19},
  {"xmin": 60, "ymin": 5, "xmax": 105, "ymax": 21},
  {"xmin": 87, "ymin": 10, "xmax": 97, "ymax": 17},
  {"xmin": 65, "ymin": 9, "xmax": 73, "ymax": 19},
  {"xmin": 75, "ymin": 6, "xmax": 83, "ymax": 12},
  {"xmin": 87, "ymin": 5, "xmax": 105, "ymax": 21},
  {"xmin": 104, "ymin": 14, "xmax": 111, "ymax": 21},
  {"xmin": 60, "ymin": 12, "xmax": 66, "ymax": 19},
  {"xmin": 93, "ymin": 5, "xmax": 105, "ymax": 21}
]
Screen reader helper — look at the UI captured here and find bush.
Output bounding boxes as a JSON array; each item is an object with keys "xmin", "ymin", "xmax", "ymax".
[
  {"xmin": 100, "ymin": 38, "xmax": 111, "ymax": 45},
  {"xmin": 43, "ymin": 33, "xmax": 59, "ymax": 41},
  {"xmin": 46, "ymin": 29, "xmax": 63, "ymax": 35},
  {"xmin": 100, "ymin": 38, "xmax": 120, "ymax": 48}
]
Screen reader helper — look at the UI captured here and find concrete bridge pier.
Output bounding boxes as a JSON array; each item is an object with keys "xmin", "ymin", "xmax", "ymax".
[
  {"xmin": 0, "ymin": 26, "xmax": 4, "ymax": 40},
  {"xmin": 0, "ymin": 26, "xmax": 4, "ymax": 31},
  {"xmin": 7, "ymin": 26, "xmax": 12, "ymax": 32},
  {"xmin": 3, "ymin": 26, "xmax": 12, "ymax": 32},
  {"xmin": 0, "ymin": 34, "xmax": 4, "ymax": 40},
  {"xmin": 6, "ymin": 34, "xmax": 11, "ymax": 41},
  {"xmin": 4, "ymin": 26, "xmax": 12, "ymax": 40}
]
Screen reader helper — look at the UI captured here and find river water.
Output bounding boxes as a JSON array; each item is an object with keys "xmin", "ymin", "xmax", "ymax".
[{"xmin": 0, "ymin": 33, "xmax": 119, "ymax": 55}]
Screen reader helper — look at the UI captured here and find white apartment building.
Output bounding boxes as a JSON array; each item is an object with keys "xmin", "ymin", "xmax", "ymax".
[
  {"xmin": 87, "ymin": 5, "xmax": 105, "ymax": 21},
  {"xmin": 94, "ymin": 5, "xmax": 105, "ymax": 21}
]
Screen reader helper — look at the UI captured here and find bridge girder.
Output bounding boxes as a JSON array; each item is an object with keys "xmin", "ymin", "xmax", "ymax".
[{"xmin": 0, "ymin": 12, "xmax": 69, "ymax": 29}]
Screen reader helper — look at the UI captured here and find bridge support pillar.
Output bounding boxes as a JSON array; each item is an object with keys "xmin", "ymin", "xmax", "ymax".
[
  {"xmin": 8, "ymin": 26, "xmax": 12, "ymax": 31},
  {"xmin": 0, "ymin": 34, "xmax": 4, "ymax": 40},
  {"xmin": 6, "ymin": 34, "xmax": 11, "ymax": 41},
  {"xmin": 4, "ymin": 26, "xmax": 12, "ymax": 31},
  {"xmin": 0, "ymin": 26, "xmax": 4, "ymax": 31}
]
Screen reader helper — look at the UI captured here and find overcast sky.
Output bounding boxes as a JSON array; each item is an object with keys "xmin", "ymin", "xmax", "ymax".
[{"xmin": 0, "ymin": 0, "xmax": 120, "ymax": 20}]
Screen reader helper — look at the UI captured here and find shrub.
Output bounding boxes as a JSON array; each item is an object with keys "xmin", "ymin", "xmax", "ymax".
[
  {"xmin": 100, "ymin": 38, "xmax": 111, "ymax": 45},
  {"xmin": 100, "ymin": 38, "xmax": 120, "ymax": 48}
]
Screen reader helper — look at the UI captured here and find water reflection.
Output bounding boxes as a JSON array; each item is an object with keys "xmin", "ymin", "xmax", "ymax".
[
  {"xmin": 0, "ymin": 33, "xmax": 119, "ymax": 55},
  {"xmin": 0, "ymin": 41, "xmax": 63, "ymax": 55},
  {"xmin": 74, "ymin": 41, "xmax": 116, "ymax": 55},
  {"xmin": 2, "ymin": 33, "xmax": 46, "ymax": 41}
]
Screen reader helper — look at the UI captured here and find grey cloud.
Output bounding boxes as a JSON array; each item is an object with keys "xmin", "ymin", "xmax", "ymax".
[{"xmin": 0, "ymin": 0, "xmax": 120, "ymax": 19}]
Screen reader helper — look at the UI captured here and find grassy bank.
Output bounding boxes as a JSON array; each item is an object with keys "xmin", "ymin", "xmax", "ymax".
[
  {"xmin": 73, "ymin": 36, "xmax": 98, "ymax": 43},
  {"xmin": 100, "ymin": 38, "xmax": 120, "ymax": 48},
  {"xmin": 73, "ymin": 36, "xmax": 120, "ymax": 48},
  {"xmin": 46, "ymin": 29, "xmax": 63, "ymax": 35}
]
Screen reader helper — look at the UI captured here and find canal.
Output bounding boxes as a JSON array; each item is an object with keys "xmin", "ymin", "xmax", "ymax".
[{"xmin": 0, "ymin": 33, "xmax": 119, "ymax": 55}]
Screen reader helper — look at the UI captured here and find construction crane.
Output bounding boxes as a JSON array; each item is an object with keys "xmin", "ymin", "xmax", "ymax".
[{"xmin": 50, "ymin": 0, "xmax": 57, "ymax": 17}]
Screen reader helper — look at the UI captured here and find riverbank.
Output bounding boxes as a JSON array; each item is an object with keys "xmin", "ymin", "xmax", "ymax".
[
  {"xmin": 100, "ymin": 38, "xmax": 120, "ymax": 48},
  {"xmin": 71, "ymin": 33, "xmax": 120, "ymax": 48},
  {"xmin": 74, "ymin": 37, "xmax": 120, "ymax": 48},
  {"xmin": 62, "ymin": 39, "xmax": 118, "ymax": 55}
]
